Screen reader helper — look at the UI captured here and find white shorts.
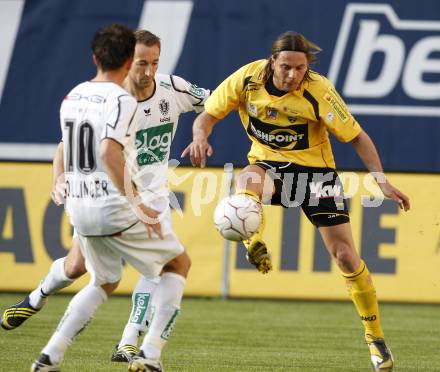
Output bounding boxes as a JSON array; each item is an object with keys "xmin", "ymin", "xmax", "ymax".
[{"xmin": 77, "ymin": 210, "xmax": 184, "ymax": 285}]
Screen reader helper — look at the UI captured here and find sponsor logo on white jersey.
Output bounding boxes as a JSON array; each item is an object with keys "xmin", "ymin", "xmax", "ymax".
[
  {"xmin": 189, "ymin": 84, "xmax": 206, "ymax": 98},
  {"xmin": 136, "ymin": 123, "xmax": 173, "ymax": 166},
  {"xmin": 66, "ymin": 93, "xmax": 105, "ymax": 103}
]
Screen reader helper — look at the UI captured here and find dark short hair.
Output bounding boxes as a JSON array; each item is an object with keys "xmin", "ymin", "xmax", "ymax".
[
  {"xmin": 91, "ymin": 24, "xmax": 136, "ymax": 71},
  {"xmin": 262, "ymin": 31, "xmax": 322, "ymax": 82},
  {"xmin": 134, "ymin": 30, "xmax": 161, "ymax": 50}
]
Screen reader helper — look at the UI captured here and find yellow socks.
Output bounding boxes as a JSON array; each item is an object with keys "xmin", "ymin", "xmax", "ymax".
[
  {"xmin": 343, "ymin": 261, "xmax": 385, "ymax": 341},
  {"xmin": 235, "ymin": 189, "xmax": 265, "ymax": 248},
  {"xmin": 235, "ymin": 189, "xmax": 260, "ymax": 203}
]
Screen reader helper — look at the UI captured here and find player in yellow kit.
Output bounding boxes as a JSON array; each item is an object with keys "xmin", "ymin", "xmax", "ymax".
[{"xmin": 182, "ymin": 31, "xmax": 410, "ymax": 372}]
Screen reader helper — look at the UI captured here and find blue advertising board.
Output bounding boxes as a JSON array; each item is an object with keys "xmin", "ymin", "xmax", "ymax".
[{"xmin": 0, "ymin": 0, "xmax": 439, "ymax": 172}]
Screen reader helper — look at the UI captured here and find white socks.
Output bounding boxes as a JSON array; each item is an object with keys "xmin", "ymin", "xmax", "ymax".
[
  {"xmin": 118, "ymin": 275, "xmax": 160, "ymax": 347},
  {"xmin": 38, "ymin": 272, "xmax": 185, "ymax": 363},
  {"xmin": 42, "ymin": 285, "xmax": 107, "ymax": 364},
  {"xmin": 141, "ymin": 272, "xmax": 186, "ymax": 360},
  {"xmin": 29, "ymin": 257, "xmax": 74, "ymax": 309}
]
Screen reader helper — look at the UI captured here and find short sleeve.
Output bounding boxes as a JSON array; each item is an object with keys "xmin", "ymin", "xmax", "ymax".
[
  {"xmin": 321, "ymin": 83, "xmax": 362, "ymax": 142},
  {"xmin": 170, "ymin": 75, "xmax": 210, "ymax": 113},
  {"xmin": 205, "ymin": 63, "xmax": 252, "ymax": 120},
  {"xmin": 103, "ymin": 94, "xmax": 138, "ymax": 147}
]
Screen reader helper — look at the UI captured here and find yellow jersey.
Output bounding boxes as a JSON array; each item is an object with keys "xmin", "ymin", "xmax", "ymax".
[{"xmin": 205, "ymin": 60, "xmax": 362, "ymax": 169}]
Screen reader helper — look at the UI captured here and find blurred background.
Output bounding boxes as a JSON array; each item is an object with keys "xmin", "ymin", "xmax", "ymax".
[{"xmin": 0, "ymin": 0, "xmax": 439, "ymax": 303}]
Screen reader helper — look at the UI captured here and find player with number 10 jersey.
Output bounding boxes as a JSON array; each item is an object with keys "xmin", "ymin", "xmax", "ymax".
[{"xmin": 61, "ymin": 81, "xmax": 140, "ymax": 236}]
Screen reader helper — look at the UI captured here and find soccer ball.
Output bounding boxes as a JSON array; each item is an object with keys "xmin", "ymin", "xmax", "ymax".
[{"xmin": 213, "ymin": 194, "xmax": 262, "ymax": 241}]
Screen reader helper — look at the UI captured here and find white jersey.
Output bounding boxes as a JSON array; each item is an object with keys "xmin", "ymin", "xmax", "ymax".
[
  {"xmin": 61, "ymin": 81, "xmax": 139, "ymax": 236},
  {"xmin": 132, "ymin": 74, "xmax": 210, "ymax": 211}
]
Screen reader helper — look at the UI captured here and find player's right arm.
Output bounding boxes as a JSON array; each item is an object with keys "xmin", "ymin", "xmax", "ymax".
[
  {"xmin": 51, "ymin": 141, "xmax": 66, "ymax": 206},
  {"xmin": 100, "ymin": 139, "xmax": 127, "ymax": 195},
  {"xmin": 181, "ymin": 62, "xmax": 253, "ymax": 167},
  {"xmin": 181, "ymin": 111, "xmax": 218, "ymax": 168}
]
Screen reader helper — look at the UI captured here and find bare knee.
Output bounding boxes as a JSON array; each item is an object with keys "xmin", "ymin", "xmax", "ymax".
[
  {"xmin": 64, "ymin": 240, "xmax": 87, "ymax": 279},
  {"xmin": 64, "ymin": 258, "xmax": 86, "ymax": 279},
  {"xmin": 329, "ymin": 243, "xmax": 360, "ymax": 273},
  {"xmin": 101, "ymin": 281, "xmax": 119, "ymax": 295},
  {"xmin": 162, "ymin": 251, "xmax": 191, "ymax": 278},
  {"xmin": 236, "ymin": 165, "xmax": 274, "ymax": 201}
]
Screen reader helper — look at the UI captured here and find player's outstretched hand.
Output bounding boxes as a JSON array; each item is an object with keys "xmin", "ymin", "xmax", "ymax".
[
  {"xmin": 379, "ymin": 180, "xmax": 410, "ymax": 211},
  {"xmin": 181, "ymin": 138, "xmax": 213, "ymax": 168}
]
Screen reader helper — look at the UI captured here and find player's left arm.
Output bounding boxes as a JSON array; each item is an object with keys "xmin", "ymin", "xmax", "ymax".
[
  {"xmin": 320, "ymin": 80, "xmax": 410, "ymax": 211},
  {"xmin": 351, "ymin": 130, "xmax": 410, "ymax": 211},
  {"xmin": 100, "ymin": 139, "xmax": 127, "ymax": 195}
]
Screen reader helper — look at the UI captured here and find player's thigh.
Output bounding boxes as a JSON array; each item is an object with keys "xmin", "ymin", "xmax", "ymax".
[
  {"xmin": 236, "ymin": 164, "xmax": 275, "ymax": 201},
  {"xmin": 111, "ymin": 222, "xmax": 184, "ymax": 279},
  {"xmin": 77, "ymin": 235, "xmax": 123, "ymax": 286},
  {"xmin": 301, "ymin": 169, "xmax": 350, "ymax": 226}
]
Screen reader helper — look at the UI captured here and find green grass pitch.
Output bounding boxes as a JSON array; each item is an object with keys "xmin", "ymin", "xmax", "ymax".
[{"xmin": 0, "ymin": 294, "xmax": 438, "ymax": 371}]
